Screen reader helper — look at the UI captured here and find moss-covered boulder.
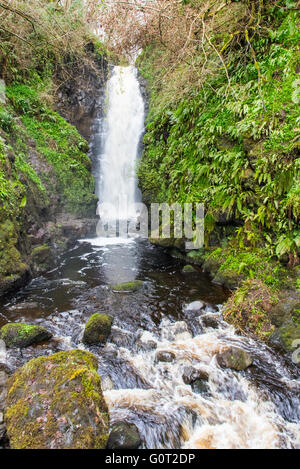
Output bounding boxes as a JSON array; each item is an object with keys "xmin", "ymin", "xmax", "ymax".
[
  {"xmin": 216, "ymin": 346, "xmax": 253, "ymax": 371},
  {"xmin": 83, "ymin": 313, "xmax": 113, "ymax": 345},
  {"xmin": 31, "ymin": 244, "xmax": 53, "ymax": 273},
  {"xmin": 271, "ymin": 321, "xmax": 300, "ymax": 352},
  {"xmin": 5, "ymin": 350, "xmax": 109, "ymax": 449},
  {"xmin": 107, "ymin": 421, "xmax": 141, "ymax": 449},
  {"xmin": 110, "ymin": 280, "xmax": 144, "ymax": 292},
  {"xmin": 0, "ymin": 323, "xmax": 52, "ymax": 348},
  {"xmin": 182, "ymin": 264, "xmax": 197, "ymax": 273},
  {"xmin": 149, "ymin": 237, "xmax": 176, "ymax": 249},
  {"xmin": 212, "ymin": 269, "xmax": 244, "ymax": 290}
]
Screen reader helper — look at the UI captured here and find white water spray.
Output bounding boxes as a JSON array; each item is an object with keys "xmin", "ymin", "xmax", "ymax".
[{"xmin": 98, "ymin": 66, "xmax": 145, "ymax": 221}]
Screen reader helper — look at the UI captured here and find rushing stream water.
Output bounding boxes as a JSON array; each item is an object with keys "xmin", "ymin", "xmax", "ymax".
[{"xmin": 0, "ymin": 66, "xmax": 299, "ymax": 449}]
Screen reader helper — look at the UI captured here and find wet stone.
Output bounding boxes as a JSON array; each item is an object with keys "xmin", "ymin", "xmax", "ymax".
[
  {"xmin": 107, "ymin": 421, "xmax": 141, "ymax": 449},
  {"xmin": 217, "ymin": 346, "xmax": 253, "ymax": 371},
  {"xmin": 182, "ymin": 366, "xmax": 209, "ymax": 385},
  {"xmin": 201, "ymin": 313, "xmax": 220, "ymax": 329},
  {"xmin": 184, "ymin": 301, "xmax": 205, "ymax": 312},
  {"xmin": 110, "ymin": 329, "xmax": 134, "ymax": 348},
  {"xmin": 135, "ymin": 339, "xmax": 157, "ymax": 352},
  {"xmin": 191, "ymin": 379, "xmax": 210, "ymax": 394},
  {"xmin": 156, "ymin": 351, "xmax": 175, "ymax": 363}
]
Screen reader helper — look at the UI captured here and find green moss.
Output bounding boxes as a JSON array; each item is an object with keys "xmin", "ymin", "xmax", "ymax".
[
  {"xmin": 31, "ymin": 244, "xmax": 51, "ymax": 257},
  {"xmin": 137, "ymin": 8, "xmax": 300, "ymax": 263},
  {"xmin": 186, "ymin": 249, "xmax": 205, "ymax": 263},
  {"xmin": 0, "ymin": 220, "xmax": 27, "ymax": 279},
  {"xmin": 277, "ymin": 322, "xmax": 300, "ymax": 351},
  {"xmin": 19, "ymin": 109, "xmax": 96, "ymax": 216},
  {"xmin": 83, "ymin": 313, "xmax": 113, "ymax": 346},
  {"xmin": 205, "ymin": 247, "xmax": 287, "ymax": 290},
  {"xmin": 110, "ymin": 280, "xmax": 144, "ymax": 292},
  {"xmin": 223, "ymin": 279, "xmax": 277, "ymax": 341},
  {"xmin": 5, "ymin": 350, "xmax": 109, "ymax": 449},
  {"xmin": 182, "ymin": 265, "xmax": 197, "ymax": 273},
  {"xmin": 0, "ymin": 323, "xmax": 52, "ymax": 348}
]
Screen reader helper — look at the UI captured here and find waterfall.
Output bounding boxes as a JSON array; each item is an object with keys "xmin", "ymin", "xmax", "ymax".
[{"xmin": 98, "ymin": 66, "xmax": 145, "ymax": 222}]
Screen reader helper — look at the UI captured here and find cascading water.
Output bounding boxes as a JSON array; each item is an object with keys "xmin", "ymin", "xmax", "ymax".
[
  {"xmin": 0, "ymin": 65, "xmax": 299, "ymax": 450},
  {"xmin": 97, "ymin": 65, "xmax": 145, "ymax": 222}
]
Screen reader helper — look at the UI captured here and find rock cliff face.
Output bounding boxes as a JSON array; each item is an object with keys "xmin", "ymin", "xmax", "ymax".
[
  {"xmin": 0, "ymin": 53, "xmax": 108, "ymax": 298},
  {"xmin": 55, "ymin": 47, "xmax": 108, "ymax": 141}
]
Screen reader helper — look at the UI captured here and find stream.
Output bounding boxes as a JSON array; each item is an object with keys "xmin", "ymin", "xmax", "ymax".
[{"xmin": 0, "ymin": 66, "xmax": 299, "ymax": 449}]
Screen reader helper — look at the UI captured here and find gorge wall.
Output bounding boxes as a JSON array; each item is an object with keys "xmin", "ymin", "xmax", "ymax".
[
  {"xmin": 0, "ymin": 48, "xmax": 107, "ymax": 298},
  {"xmin": 136, "ymin": 1, "xmax": 300, "ymax": 357}
]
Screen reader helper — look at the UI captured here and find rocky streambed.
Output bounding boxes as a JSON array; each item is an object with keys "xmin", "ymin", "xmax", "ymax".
[{"xmin": 0, "ymin": 239, "xmax": 299, "ymax": 449}]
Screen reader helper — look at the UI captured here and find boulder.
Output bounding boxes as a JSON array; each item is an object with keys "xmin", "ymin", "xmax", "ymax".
[
  {"xmin": 201, "ymin": 313, "xmax": 220, "ymax": 329},
  {"xmin": 216, "ymin": 346, "xmax": 253, "ymax": 371},
  {"xmin": 182, "ymin": 366, "xmax": 209, "ymax": 385},
  {"xmin": 5, "ymin": 350, "xmax": 109, "ymax": 449},
  {"xmin": 83, "ymin": 313, "xmax": 113, "ymax": 346},
  {"xmin": 191, "ymin": 379, "xmax": 210, "ymax": 394},
  {"xmin": 0, "ymin": 323, "xmax": 52, "ymax": 348},
  {"xmin": 184, "ymin": 301, "xmax": 205, "ymax": 312},
  {"xmin": 107, "ymin": 421, "xmax": 141, "ymax": 449},
  {"xmin": 270, "ymin": 321, "xmax": 300, "ymax": 352},
  {"xmin": 182, "ymin": 265, "xmax": 197, "ymax": 273},
  {"xmin": 212, "ymin": 270, "xmax": 243, "ymax": 290},
  {"xmin": 110, "ymin": 280, "xmax": 144, "ymax": 292}
]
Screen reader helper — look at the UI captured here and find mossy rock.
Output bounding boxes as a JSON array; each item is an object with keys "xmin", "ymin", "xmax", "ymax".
[
  {"xmin": 269, "ymin": 291, "xmax": 300, "ymax": 328},
  {"xmin": 149, "ymin": 237, "xmax": 175, "ymax": 249},
  {"xmin": 83, "ymin": 313, "xmax": 113, "ymax": 346},
  {"xmin": 110, "ymin": 280, "xmax": 144, "ymax": 292},
  {"xmin": 0, "ymin": 221, "xmax": 28, "ymax": 279},
  {"xmin": 271, "ymin": 321, "xmax": 300, "ymax": 352},
  {"xmin": 0, "ymin": 323, "xmax": 52, "ymax": 348},
  {"xmin": 182, "ymin": 265, "xmax": 197, "ymax": 273},
  {"xmin": 216, "ymin": 346, "xmax": 253, "ymax": 371},
  {"xmin": 31, "ymin": 244, "xmax": 53, "ymax": 273},
  {"xmin": 5, "ymin": 350, "xmax": 109, "ymax": 449},
  {"xmin": 212, "ymin": 269, "xmax": 244, "ymax": 290},
  {"xmin": 107, "ymin": 421, "xmax": 141, "ymax": 449},
  {"xmin": 186, "ymin": 249, "xmax": 205, "ymax": 265}
]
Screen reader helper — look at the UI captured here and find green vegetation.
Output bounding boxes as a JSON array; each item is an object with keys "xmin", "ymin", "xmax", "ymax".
[
  {"xmin": 2, "ymin": 82, "xmax": 96, "ymax": 215},
  {"xmin": 138, "ymin": 4, "xmax": 300, "ymax": 265},
  {"xmin": 204, "ymin": 246, "xmax": 288, "ymax": 289},
  {"xmin": 135, "ymin": 1, "xmax": 299, "ymax": 348},
  {"xmin": 0, "ymin": 1, "xmax": 107, "ymax": 293}
]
